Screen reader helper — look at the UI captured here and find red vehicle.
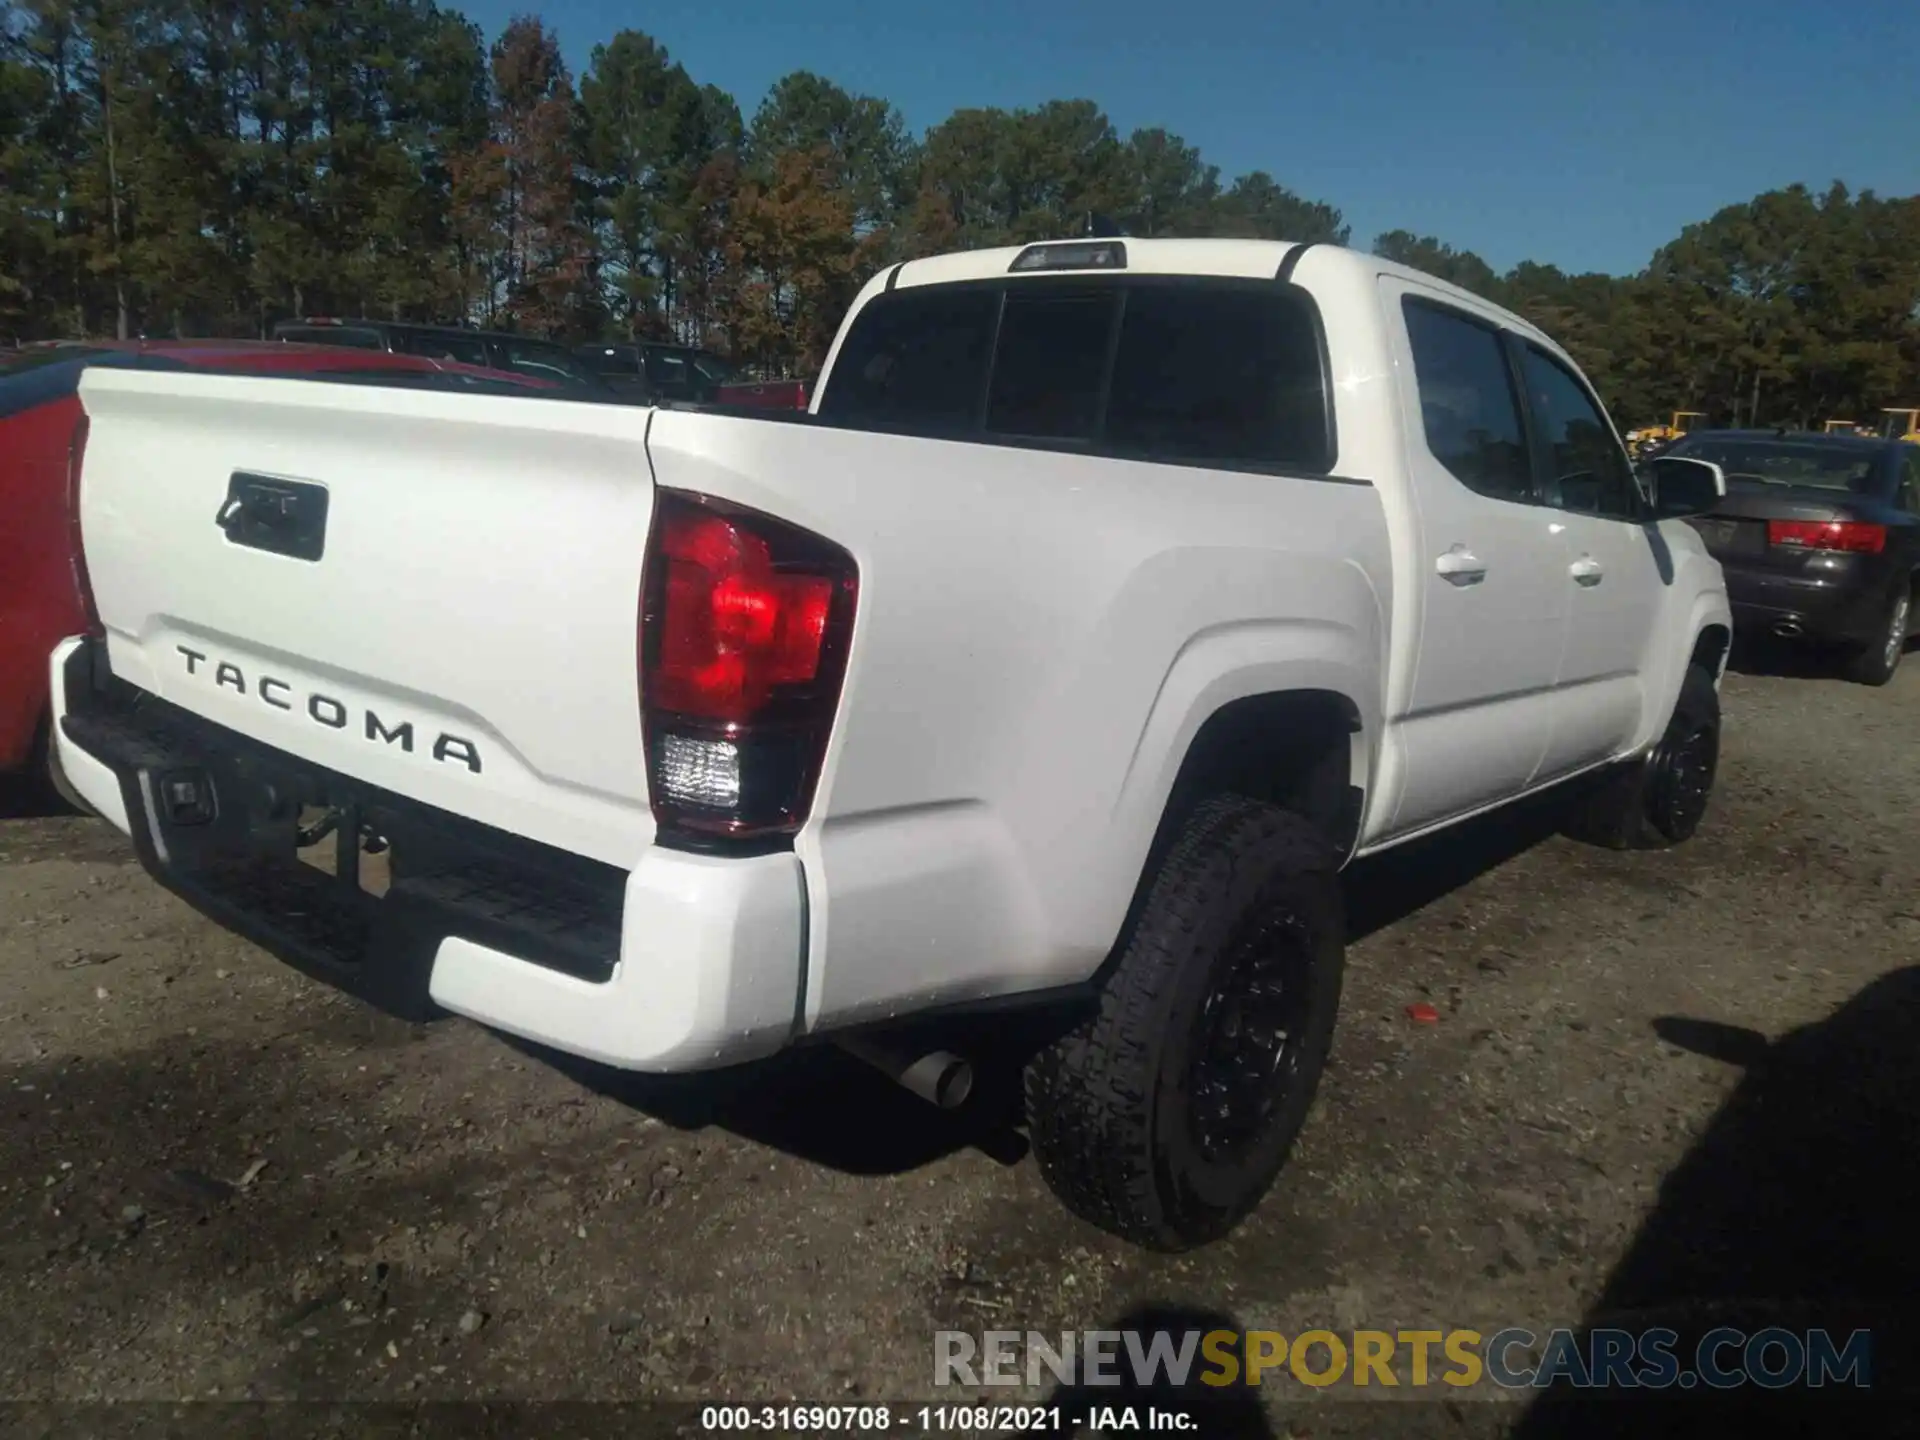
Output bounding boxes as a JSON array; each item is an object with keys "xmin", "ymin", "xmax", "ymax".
[
  {"xmin": 714, "ymin": 376, "xmax": 811, "ymax": 410},
  {"xmin": 0, "ymin": 339, "xmax": 553, "ymax": 800}
]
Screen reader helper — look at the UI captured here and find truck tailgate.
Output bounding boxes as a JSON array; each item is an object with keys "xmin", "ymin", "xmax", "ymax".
[{"xmin": 74, "ymin": 368, "xmax": 658, "ymax": 866}]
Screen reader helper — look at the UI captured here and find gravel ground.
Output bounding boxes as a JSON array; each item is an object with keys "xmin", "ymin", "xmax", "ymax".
[{"xmin": 2, "ymin": 649, "xmax": 1915, "ymax": 1438}]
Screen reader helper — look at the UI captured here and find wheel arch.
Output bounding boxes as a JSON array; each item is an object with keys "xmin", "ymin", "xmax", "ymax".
[
  {"xmin": 1638, "ymin": 586, "xmax": 1733, "ymax": 749},
  {"xmin": 1690, "ymin": 621, "xmax": 1732, "ymax": 683},
  {"xmin": 1092, "ymin": 664, "xmax": 1377, "ymax": 992},
  {"xmin": 1159, "ymin": 689, "xmax": 1367, "ymax": 860},
  {"xmin": 1109, "ymin": 629, "xmax": 1383, "ymax": 879}
]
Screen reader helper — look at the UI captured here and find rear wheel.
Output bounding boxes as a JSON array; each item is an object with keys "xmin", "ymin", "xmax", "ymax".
[
  {"xmin": 1563, "ymin": 663, "xmax": 1719, "ymax": 850},
  {"xmin": 1841, "ymin": 584, "xmax": 1911, "ymax": 687},
  {"xmin": 1023, "ymin": 795, "xmax": 1345, "ymax": 1251}
]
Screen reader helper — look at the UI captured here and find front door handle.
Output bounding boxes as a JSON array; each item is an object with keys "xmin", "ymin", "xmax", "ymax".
[
  {"xmin": 1435, "ymin": 546, "xmax": 1488, "ymax": 585},
  {"xmin": 1570, "ymin": 556, "xmax": 1605, "ymax": 587}
]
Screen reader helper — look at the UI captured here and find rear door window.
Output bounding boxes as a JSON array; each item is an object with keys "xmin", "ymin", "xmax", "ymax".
[{"xmin": 1402, "ymin": 301, "xmax": 1535, "ymax": 504}]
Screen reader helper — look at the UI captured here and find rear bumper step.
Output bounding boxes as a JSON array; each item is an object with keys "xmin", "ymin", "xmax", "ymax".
[
  {"xmin": 58, "ymin": 639, "xmax": 625, "ymax": 1016},
  {"xmin": 50, "ymin": 637, "xmax": 808, "ymax": 1069}
]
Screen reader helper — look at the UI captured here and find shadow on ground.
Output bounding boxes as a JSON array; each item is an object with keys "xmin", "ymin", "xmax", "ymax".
[
  {"xmin": 508, "ymin": 1032, "xmax": 1033, "ymax": 1177},
  {"xmin": 1041, "ymin": 1304, "xmax": 1278, "ymax": 1439},
  {"xmin": 1724, "ymin": 633, "xmax": 1913, "ymax": 684},
  {"xmin": 524, "ymin": 790, "xmax": 1572, "ymax": 1182},
  {"xmin": 1505, "ymin": 966, "xmax": 1920, "ymax": 1436},
  {"xmin": 1344, "ymin": 787, "xmax": 1571, "ymax": 941},
  {"xmin": 1037, "ymin": 1303, "xmax": 1514, "ymax": 1438},
  {"xmin": 0, "ymin": 770, "xmax": 72, "ymax": 821}
]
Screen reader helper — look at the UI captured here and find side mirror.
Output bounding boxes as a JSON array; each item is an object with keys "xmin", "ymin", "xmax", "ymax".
[{"xmin": 1641, "ymin": 456, "xmax": 1727, "ymax": 519}]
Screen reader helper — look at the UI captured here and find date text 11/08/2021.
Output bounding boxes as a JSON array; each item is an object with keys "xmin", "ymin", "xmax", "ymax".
[{"xmin": 699, "ymin": 1406, "xmax": 1191, "ymax": 1432}]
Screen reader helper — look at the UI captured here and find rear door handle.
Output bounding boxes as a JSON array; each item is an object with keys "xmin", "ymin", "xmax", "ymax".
[
  {"xmin": 1570, "ymin": 556, "xmax": 1604, "ymax": 586},
  {"xmin": 1435, "ymin": 546, "xmax": 1488, "ymax": 585}
]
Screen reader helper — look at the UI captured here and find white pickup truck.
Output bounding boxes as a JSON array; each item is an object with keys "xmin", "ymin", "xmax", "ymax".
[{"xmin": 51, "ymin": 237, "xmax": 1733, "ymax": 1250}]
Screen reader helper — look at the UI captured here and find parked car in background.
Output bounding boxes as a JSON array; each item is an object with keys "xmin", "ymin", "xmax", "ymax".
[
  {"xmin": 574, "ymin": 342, "xmax": 812, "ymax": 409},
  {"xmin": 272, "ymin": 318, "xmax": 615, "ymax": 397},
  {"xmin": 54, "ymin": 237, "xmax": 1732, "ymax": 1250},
  {"xmin": 1664, "ymin": 429, "xmax": 1920, "ymax": 684},
  {"xmin": 714, "ymin": 376, "xmax": 812, "ymax": 410},
  {"xmin": 573, "ymin": 341, "xmax": 739, "ymax": 403},
  {"xmin": 0, "ymin": 339, "xmax": 552, "ymax": 800}
]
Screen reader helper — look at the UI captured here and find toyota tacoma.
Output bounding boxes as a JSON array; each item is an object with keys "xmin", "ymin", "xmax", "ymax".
[{"xmin": 50, "ymin": 238, "xmax": 1733, "ymax": 1250}]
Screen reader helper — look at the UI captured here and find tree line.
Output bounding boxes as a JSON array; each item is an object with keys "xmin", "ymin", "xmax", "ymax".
[{"xmin": 3, "ymin": 0, "xmax": 1917, "ymax": 429}]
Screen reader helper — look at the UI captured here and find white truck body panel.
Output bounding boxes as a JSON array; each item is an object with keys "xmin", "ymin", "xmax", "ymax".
[
  {"xmin": 57, "ymin": 238, "xmax": 1730, "ymax": 1070},
  {"xmin": 642, "ymin": 409, "xmax": 1390, "ymax": 1028},
  {"xmin": 75, "ymin": 373, "xmax": 660, "ymax": 867}
]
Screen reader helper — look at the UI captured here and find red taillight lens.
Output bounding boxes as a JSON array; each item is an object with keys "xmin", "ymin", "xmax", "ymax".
[
  {"xmin": 1767, "ymin": 519, "xmax": 1886, "ymax": 554},
  {"xmin": 67, "ymin": 413, "xmax": 103, "ymax": 636},
  {"xmin": 640, "ymin": 490, "xmax": 857, "ymax": 846},
  {"xmin": 652, "ymin": 511, "xmax": 835, "ymax": 716}
]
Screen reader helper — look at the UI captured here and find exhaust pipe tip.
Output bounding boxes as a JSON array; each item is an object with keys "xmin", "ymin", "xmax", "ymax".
[
  {"xmin": 911, "ymin": 1052, "xmax": 974, "ymax": 1110},
  {"xmin": 838, "ymin": 1038, "xmax": 975, "ymax": 1110}
]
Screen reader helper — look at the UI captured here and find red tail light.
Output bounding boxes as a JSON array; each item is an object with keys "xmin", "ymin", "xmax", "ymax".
[
  {"xmin": 1766, "ymin": 519, "xmax": 1886, "ymax": 554},
  {"xmin": 640, "ymin": 490, "xmax": 858, "ymax": 847},
  {"xmin": 67, "ymin": 413, "xmax": 103, "ymax": 636}
]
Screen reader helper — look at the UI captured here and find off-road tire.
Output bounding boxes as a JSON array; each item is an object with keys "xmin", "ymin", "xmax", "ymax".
[
  {"xmin": 1562, "ymin": 663, "xmax": 1719, "ymax": 850},
  {"xmin": 1023, "ymin": 795, "xmax": 1345, "ymax": 1251},
  {"xmin": 1841, "ymin": 583, "xmax": 1911, "ymax": 688}
]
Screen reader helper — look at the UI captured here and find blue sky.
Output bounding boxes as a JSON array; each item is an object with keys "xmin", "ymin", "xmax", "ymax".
[{"xmin": 458, "ymin": 0, "xmax": 1918, "ymax": 277}]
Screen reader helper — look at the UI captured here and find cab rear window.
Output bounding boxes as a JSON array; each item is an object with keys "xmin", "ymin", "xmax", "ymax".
[{"xmin": 818, "ymin": 277, "xmax": 1334, "ymax": 472}]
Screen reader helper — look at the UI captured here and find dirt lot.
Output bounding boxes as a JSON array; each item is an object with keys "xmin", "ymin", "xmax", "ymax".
[{"xmin": 2, "ymin": 651, "xmax": 1916, "ymax": 1437}]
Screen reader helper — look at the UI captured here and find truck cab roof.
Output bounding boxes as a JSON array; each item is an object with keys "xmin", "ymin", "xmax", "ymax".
[{"xmin": 878, "ymin": 236, "xmax": 1553, "ymax": 345}]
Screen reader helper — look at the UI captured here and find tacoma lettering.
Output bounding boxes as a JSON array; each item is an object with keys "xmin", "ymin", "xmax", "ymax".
[
  {"xmin": 365, "ymin": 713, "xmax": 413, "ymax": 751},
  {"xmin": 174, "ymin": 644, "xmax": 481, "ymax": 773}
]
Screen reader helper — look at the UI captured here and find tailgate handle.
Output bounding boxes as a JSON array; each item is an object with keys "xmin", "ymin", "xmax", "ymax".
[{"xmin": 217, "ymin": 474, "xmax": 329, "ymax": 562}]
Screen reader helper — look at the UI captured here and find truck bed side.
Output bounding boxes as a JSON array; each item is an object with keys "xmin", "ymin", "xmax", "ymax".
[{"xmin": 643, "ymin": 409, "xmax": 1393, "ymax": 1031}]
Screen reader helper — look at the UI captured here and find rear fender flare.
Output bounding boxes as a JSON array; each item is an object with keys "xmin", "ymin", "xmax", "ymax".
[{"xmin": 1112, "ymin": 622, "xmax": 1382, "ymax": 869}]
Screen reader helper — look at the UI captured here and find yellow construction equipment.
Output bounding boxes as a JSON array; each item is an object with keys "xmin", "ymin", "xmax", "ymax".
[
  {"xmin": 1627, "ymin": 410, "xmax": 1707, "ymax": 457},
  {"xmin": 1823, "ymin": 420, "xmax": 1857, "ymax": 434},
  {"xmin": 1879, "ymin": 408, "xmax": 1920, "ymax": 442}
]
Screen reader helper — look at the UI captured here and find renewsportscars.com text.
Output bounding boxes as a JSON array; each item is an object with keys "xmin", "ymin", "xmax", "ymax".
[{"xmin": 935, "ymin": 1326, "xmax": 1871, "ymax": 1392}]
